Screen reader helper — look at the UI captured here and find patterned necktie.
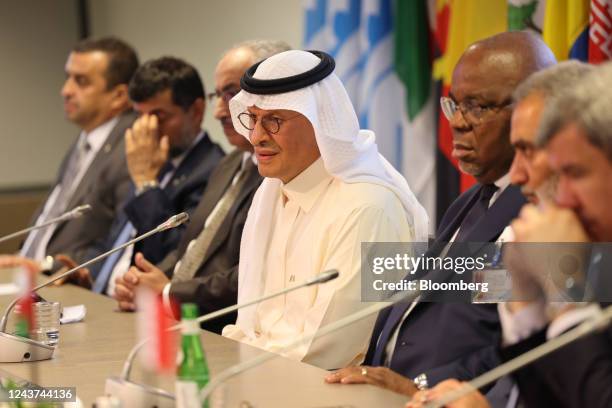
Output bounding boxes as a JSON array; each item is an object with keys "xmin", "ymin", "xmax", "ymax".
[
  {"xmin": 22, "ymin": 139, "xmax": 90, "ymax": 258},
  {"xmin": 455, "ymin": 184, "xmax": 498, "ymax": 242},
  {"xmin": 172, "ymin": 161, "xmax": 253, "ymax": 283}
]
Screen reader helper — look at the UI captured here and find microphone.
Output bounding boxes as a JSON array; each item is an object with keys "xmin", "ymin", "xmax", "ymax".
[
  {"xmin": 104, "ymin": 269, "xmax": 341, "ymax": 408},
  {"xmin": 0, "ymin": 212, "xmax": 189, "ymax": 363},
  {"xmin": 0, "ymin": 204, "xmax": 92, "ymax": 244},
  {"xmin": 197, "ymin": 285, "xmax": 423, "ymax": 405},
  {"xmin": 157, "ymin": 212, "xmax": 190, "ymax": 232},
  {"xmin": 422, "ymin": 303, "xmax": 612, "ymax": 408}
]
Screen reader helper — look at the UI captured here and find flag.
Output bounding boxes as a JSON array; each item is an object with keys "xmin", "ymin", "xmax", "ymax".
[
  {"xmin": 14, "ymin": 264, "xmax": 35, "ymax": 338},
  {"xmin": 543, "ymin": 0, "xmax": 590, "ymax": 60},
  {"xmin": 136, "ymin": 287, "xmax": 177, "ymax": 373},
  {"xmin": 304, "ymin": 0, "xmax": 436, "ymax": 230},
  {"xmin": 394, "ymin": 0, "xmax": 437, "ymax": 231},
  {"xmin": 589, "ymin": 0, "xmax": 612, "ymax": 62},
  {"xmin": 432, "ymin": 0, "xmax": 507, "ymax": 223}
]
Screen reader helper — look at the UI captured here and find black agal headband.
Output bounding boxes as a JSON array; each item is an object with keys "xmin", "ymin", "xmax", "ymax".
[{"xmin": 240, "ymin": 50, "xmax": 336, "ymax": 95}]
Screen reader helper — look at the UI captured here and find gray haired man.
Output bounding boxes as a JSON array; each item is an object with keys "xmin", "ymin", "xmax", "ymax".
[{"xmin": 500, "ymin": 61, "xmax": 612, "ymax": 408}]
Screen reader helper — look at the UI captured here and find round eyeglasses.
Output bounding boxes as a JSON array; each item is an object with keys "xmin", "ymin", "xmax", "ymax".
[{"xmin": 237, "ymin": 112, "xmax": 301, "ymax": 134}]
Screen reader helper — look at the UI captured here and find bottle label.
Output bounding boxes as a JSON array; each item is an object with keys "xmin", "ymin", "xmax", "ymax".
[{"xmin": 175, "ymin": 380, "xmax": 201, "ymax": 408}]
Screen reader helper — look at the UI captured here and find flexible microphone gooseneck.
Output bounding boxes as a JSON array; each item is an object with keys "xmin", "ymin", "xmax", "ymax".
[
  {"xmin": 0, "ymin": 204, "xmax": 92, "ymax": 244},
  {"xmin": 422, "ymin": 303, "xmax": 612, "ymax": 408},
  {"xmin": 0, "ymin": 212, "xmax": 189, "ymax": 363},
  {"xmin": 104, "ymin": 269, "xmax": 340, "ymax": 408}
]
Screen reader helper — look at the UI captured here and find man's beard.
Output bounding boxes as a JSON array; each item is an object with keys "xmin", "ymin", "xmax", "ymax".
[{"xmin": 535, "ymin": 174, "xmax": 559, "ymax": 205}]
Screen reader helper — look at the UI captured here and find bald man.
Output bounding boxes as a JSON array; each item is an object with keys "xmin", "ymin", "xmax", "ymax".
[{"xmin": 327, "ymin": 32, "xmax": 556, "ymax": 400}]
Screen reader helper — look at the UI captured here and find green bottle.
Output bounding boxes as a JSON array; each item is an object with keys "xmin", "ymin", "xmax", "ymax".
[{"xmin": 176, "ymin": 303, "xmax": 210, "ymax": 408}]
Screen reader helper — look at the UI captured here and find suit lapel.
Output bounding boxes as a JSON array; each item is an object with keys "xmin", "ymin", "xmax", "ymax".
[
  {"xmin": 461, "ymin": 185, "xmax": 526, "ymax": 246},
  {"xmin": 436, "ymin": 186, "xmax": 481, "ymax": 243},
  {"xmin": 401, "ymin": 187, "xmax": 526, "ymax": 326},
  {"xmin": 65, "ymin": 112, "xmax": 132, "ymax": 210},
  {"xmin": 181, "ymin": 151, "xmax": 243, "ymax": 245},
  {"xmin": 164, "ymin": 132, "xmax": 216, "ymax": 197},
  {"xmin": 49, "ymin": 112, "xmax": 134, "ymax": 244},
  {"xmin": 200, "ymin": 160, "xmax": 262, "ymax": 264}
]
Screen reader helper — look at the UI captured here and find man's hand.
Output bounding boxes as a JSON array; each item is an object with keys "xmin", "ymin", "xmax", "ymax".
[
  {"xmin": 325, "ymin": 366, "xmax": 418, "ymax": 397},
  {"xmin": 129, "ymin": 252, "xmax": 169, "ymax": 294},
  {"xmin": 511, "ymin": 204, "xmax": 589, "ymax": 244},
  {"xmin": 112, "ymin": 253, "xmax": 169, "ymax": 311},
  {"xmin": 125, "ymin": 114, "xmax": 170, "ymax": 188},
  {"xmin": 113, "ymin": 272, "xmax": 137, "ymax": 311},
  {"xmin": 52, "ymin": 254, "xmax": 92, "ymax": 289},
  {"xmin": 506, "ymin": 204, "xmax": 590, "ymax": 303},
  {"xmin": 406, "ymin": 379, "xmax": 490, "ymax": 408}
]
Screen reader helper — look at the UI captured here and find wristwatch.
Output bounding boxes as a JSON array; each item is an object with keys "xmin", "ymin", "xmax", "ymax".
[
  {"xmin": 136, "ymin": 180, "xmax": 159, "ymax": 195},
  {"xmin": 413, "ymin": 373, "xmax": 429, "ymax": 390}
]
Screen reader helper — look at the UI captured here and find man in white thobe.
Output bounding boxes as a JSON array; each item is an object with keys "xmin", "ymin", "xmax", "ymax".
[{"xmin": 222, "ymin": 50, "xmax": 428, "ymax": 369}]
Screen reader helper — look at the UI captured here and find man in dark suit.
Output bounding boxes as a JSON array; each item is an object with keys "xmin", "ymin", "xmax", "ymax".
[
  {"xmin": 20, "ymin": 37, "xmax": 139, "ymax": 265},
  {"xmin": 80, "ymin": 57, "xmax": 224, "ymax": 296},
  {"xmin": 111, "ymin": 41, "xmax": 290, "ymax": 331},
  {"xmin": 406, "ymin": 61, "xmax": 599, "ymax": 408},
  {"xmin": 496, "ymin": 61, "xmax": 612, "ymax": 408},
  {"xmin": 326, "ymin": 32, "xmax": 556, "ymax": 398},
  {"xmin": 408, "ymin": 62, "xmax": 612, "ymax": 408}
]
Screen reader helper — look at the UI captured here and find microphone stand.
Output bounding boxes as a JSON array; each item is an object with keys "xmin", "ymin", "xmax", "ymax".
[
  {"xmin": 0, "ymin": 205, "xmax": 92, "ymax": 245},
  {"xmin": 0, "ymin": 213, "xmax": 189, "ymax": 363},
  {"xmin": 198, "ymin": 287, "xmax": 422, "ymax": 404},
  {"xmin": 423, "ymin": 303, "xmax": 612, "ymax": 408},
  {"xmin": 105, "ymin": 270, "xmax": 340, "ymax": 408}
]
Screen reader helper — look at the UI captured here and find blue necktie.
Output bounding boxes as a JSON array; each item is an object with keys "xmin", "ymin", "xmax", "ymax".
[
  {"xmin": 92, "ymin": 162, "xmax": 175, "ymax": 294},
  {"xmin": 92, "ymin": 221, "xmax": 133, "ymax": 294}
]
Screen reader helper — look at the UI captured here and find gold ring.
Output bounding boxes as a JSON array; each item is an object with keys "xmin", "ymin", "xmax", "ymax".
[{"xmin": 361, "ymin": 367, "xmax": 368, "ymax": 376}]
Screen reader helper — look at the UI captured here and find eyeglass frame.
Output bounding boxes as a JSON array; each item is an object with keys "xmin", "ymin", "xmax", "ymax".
[
  {"xmin": 440, "ymin": 96, "xmax": 513, "ymax": 124},
  {"xmin": 206, "ymin": 87, "xmax": 240, "ymax": 103},
  {"xmin": 237, "ymin": 111, "xmax": 302, "ymax": 135}
]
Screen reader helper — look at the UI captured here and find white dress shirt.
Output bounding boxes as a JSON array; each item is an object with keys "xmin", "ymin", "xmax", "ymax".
[
  {"xmin": 222, "ymin": 158, "xmax": 414, "ymax": 369},
  {"xmin": 499, "ymin": 302, "xmax": 602, "ymax": 344},
  {"xmin": 21, "ymin": 117, "xmax": 119, "ymax": 261}
]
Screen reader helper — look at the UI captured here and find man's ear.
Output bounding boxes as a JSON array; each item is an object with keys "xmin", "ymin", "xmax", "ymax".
[
  {"xmin": 109, "ymin": 84, "xmax": 131, "ymax": 111},
  {"xmin": 190, "ymin": 97, "xmax": 205, "ymax": 126}
]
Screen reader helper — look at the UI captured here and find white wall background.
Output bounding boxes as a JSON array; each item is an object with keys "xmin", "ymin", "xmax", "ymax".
[
  {"xmin": 0, "ymin": 0, "xmax": 303, "ymax": 190},
  {"xmin": 89, "ymin": 0, "xmax": 304, "ymax": 151},
  {"xmin": 0, "ymin": 0, "xmax": 80, "ymax": 190}
]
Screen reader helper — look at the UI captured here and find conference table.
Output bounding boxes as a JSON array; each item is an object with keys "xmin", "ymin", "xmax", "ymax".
[{"xmin": 0, "ymin": 283, "xmax": 408, "ymax": 407}]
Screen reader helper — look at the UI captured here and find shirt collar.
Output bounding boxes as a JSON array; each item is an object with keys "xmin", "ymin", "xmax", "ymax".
[
  {"xmin": 494, "ymin": 172, "xmax": 511, "ymax": 192},
  {"xmin": 280, "ymin": 157, "xmax": 332, "ymax": 213},
  {"xmin": 241, "ymin": 151, "xmax": 256, "ymax": 170},
  {"xmin": 80, "ymin": 116, "xmax": 119, "ymax": 152},
  {"xmin": 171, "ymin": 130, "xmax": 204, "ymax": 169},
  {"xmin": 487, "ymin": 172, "xmax": 512, "ymax": 207}
]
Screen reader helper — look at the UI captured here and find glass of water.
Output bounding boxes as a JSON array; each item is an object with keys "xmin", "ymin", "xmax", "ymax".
[{"xmin": 29, "ymin": 301, "xmax": 61, "ymax": 346}]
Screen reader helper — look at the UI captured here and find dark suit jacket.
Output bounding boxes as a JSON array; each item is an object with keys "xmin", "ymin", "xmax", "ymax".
[
  {"xmin": 499, "ymin": 247, "xmax": 612, "ymax": 408},
  {"xmin": 31, "ymin": 111, "xmax": 136, "ymax": 261},
  {"xmin": 156, "ymin": 149, "xmax": 262, "ymax": 333},
  {"xmin": 364, "ymin": 184, "xmax": 527, "ymax": 388},
  {"xmin": 123, "ymin": 132, "xmax": 224, "ymax": 264},
  {"xmin": 88, "ymin": 132, "xmax": 224, "ymax": 285}
]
